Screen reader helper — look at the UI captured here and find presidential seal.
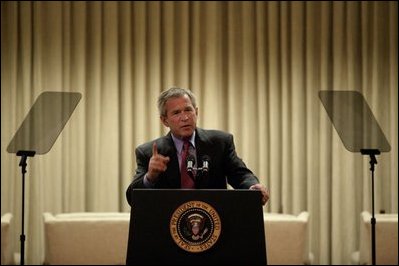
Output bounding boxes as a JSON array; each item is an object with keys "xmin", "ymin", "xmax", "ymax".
[{"xmin": 170, "ymin": 201, "xmax": 221, "ymax": 253}]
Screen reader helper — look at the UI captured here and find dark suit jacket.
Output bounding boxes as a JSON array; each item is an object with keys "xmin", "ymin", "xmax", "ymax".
[{"xmin": 126, "ymin": 128, "xmax": 259, "ymax": 205}]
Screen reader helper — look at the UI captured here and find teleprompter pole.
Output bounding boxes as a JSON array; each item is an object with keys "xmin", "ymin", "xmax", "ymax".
[
  {"xmin": 360, "ymin": 148, "xmax": 380, "ymax": 266},
  {"xmin": 16, "ymin": 150, "xmax": 36, "ymax": 266}
]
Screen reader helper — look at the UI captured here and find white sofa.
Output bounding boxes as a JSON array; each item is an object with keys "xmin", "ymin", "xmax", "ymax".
[
  {"xmin": 43, "ymin": 212, "xmax": 130, "ymax": 265},
  {"xmin": 351, "ymin": 211, "xmax": 398, "ymax": 265},
  {"xmin": 264, "ymin": 211, "xmax": 313, "ymax": 265},
  {"xmin": 1, "ymin": 213, "xmax": 13, "ymax": 265}
]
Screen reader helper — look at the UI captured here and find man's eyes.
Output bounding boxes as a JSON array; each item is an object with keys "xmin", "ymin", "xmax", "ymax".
[{"xmin": 171, "ymin": 109, "xmax": 193, "ymax": 116}]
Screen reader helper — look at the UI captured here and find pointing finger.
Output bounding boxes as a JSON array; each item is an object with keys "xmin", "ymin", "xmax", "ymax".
[{"xmin": 152, "ymin": 142, "xmax": 158, "ymax": 156}]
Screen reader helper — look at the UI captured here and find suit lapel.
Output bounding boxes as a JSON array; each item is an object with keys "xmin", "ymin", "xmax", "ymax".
[
  {"xmin": 195, "ymin": 128, "xmax": 215, "ymax": 188},
  {"xmin": 195, "ymin": 128, "xmax": 213, "ymax": 160}
]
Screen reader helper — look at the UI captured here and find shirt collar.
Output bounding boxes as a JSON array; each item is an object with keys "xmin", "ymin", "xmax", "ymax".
[{"xmin": 171, "ymin": 131, "xmax": 196, "ymax": 154}]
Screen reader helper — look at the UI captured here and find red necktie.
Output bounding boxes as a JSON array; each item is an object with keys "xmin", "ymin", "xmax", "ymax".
[{"xmin": 181, "ymin": 140, "xmax": 195, "ymax": 188}]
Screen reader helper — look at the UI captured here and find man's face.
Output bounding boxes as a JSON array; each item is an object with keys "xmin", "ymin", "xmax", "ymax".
[{"xmin": 161, "ymin": 95, "xmax": 198, "ymax": 139}]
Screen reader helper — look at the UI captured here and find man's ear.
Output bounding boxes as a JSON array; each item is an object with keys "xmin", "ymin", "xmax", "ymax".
[
  {"xmin": 195, "ymin": 107, "xmax": 198, "ymax": 116},
  {"xmin": 160, "ymin": 115, "xmax": 169, "ymax": 127}
]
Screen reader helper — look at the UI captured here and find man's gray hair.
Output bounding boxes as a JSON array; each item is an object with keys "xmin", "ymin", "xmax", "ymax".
[{"xmin": 157, "ymin": 87, "xmax": 197, "ymax": 116}]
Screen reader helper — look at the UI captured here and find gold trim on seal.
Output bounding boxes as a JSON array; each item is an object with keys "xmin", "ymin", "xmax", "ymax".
[{"xmin": 170, "ymin": 201, "xmax": 221, "ymax": 253}]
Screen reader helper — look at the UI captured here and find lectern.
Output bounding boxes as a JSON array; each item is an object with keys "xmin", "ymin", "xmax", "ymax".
[{"xmin": 126, "ymin": 189, "xmax": 267, "ymax": 265}]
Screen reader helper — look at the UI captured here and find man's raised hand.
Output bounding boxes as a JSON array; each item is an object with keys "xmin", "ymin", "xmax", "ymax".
[{"xmin": 147, "ymin": 142, "xmax": 170, "ymax": 182}]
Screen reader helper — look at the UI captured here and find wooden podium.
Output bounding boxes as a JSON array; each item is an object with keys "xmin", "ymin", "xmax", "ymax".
[{"xmin": 126, "ymin": 189, "xmax": 267, "ymax": 265}]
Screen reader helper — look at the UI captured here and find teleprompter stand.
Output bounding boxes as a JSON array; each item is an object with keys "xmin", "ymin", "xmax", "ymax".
[
  {"xmin": 319, "ymin": 91, "xmax": 391, "ymax": 266},
  {"xmin": 360, "ymin": 148, "xmax": 380, "ymax": 265},
  {"xmin": 7, "ymin": 92, "xmax": 82, "ymax": 265},
  {"xmin": 16, "ymin": 150, "xmax": 35, "ymax": 266}
]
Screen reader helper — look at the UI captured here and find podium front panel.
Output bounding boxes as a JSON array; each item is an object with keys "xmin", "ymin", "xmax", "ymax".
[{"xmin": 126, "ymin": 189, "xmax": 267, "ymax": 265}]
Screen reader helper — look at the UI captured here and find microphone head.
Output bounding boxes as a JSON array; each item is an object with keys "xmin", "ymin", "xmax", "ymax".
[
  {"xmin": 186, "ymin": 155, "xmax": 195, "ymax": 172},
  {"xmin": 201, "ymin": 155, "xmax": 210, "ymax": 172}
]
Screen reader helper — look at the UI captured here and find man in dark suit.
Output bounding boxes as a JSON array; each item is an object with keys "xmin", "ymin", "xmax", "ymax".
[{"xmin": 126, "ymin": 87, "xmax": 269, "ymax": 206}]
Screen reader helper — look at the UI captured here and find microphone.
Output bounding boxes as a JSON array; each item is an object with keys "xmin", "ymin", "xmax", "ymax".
[
  {"xmin": 186, "ymin": 155, "xmax": 196, "ymax": 175},
  {"xmin": 201, "ymin": 155, "xmax": 210, "ymax": 173}
]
